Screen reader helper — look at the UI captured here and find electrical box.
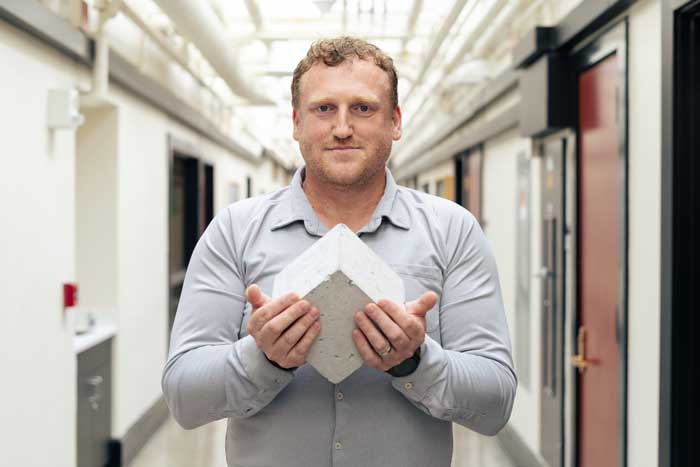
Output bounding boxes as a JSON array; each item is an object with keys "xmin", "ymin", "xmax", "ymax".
[
  {"xmin": 48, "ymin": 88, "xmax": 84, "ymax": 129},
  {"xmin": 519, "ymin": 53, "xmax": 574, "ymax": 138}
]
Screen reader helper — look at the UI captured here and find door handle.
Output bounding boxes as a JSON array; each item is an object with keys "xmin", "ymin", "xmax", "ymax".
[
  {"xmin": 533, "ymin": 266, "xmax": 549, "ymax": 279},
  {"xmin": 570, "ymin": 326, "xmax": 591, "ymax": 373},
  {"xmin": 85, "ymin": 375, "xmax": 103, "ymax": 411}
]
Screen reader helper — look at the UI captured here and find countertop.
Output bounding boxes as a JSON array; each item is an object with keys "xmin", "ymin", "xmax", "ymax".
[{"xmin": 73, "ymin": 318, "xmax": 117, "ymax": 354}]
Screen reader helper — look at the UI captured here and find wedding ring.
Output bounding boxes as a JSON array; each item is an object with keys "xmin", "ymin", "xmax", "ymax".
[{"xmin": 379, "ymin": 343, "xmax": 393, "ymax": 357}]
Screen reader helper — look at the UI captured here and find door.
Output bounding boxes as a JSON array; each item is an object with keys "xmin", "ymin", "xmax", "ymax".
[
  {"xmin": 168, "ymin": 152, "xmax": 215, "ymax": 334},
  {"xmin": 661, "ymin": 2, "xmax": 700, "ymax": 465},
  {"xmin": 539, "ymin": 137, "xmax": 566, "ymax": 467},
  {"xmin": 456, "ymin": 146, "xmax": 483, "ymax": 223},
  {"xmin": 576, "ymin": 51, "xmax": 624, "ymax": 467}
]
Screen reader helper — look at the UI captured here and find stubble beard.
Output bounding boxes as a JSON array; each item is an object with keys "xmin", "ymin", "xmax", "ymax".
[{"xmin": 301, "ymin": 138, "xmax": 392, "ymax": 190}]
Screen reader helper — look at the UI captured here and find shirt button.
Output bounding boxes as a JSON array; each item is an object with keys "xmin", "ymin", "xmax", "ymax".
[
  {"xmin": 404, "ymin": 382, "xmax": 413, "ymax": 390},
  {"xmin": 336, "ymin": 392, "xmax": 344, "ymax": 401},
  {"xmin": 335, "ymin": 441, "xmax": 343, "ymax": 450}
]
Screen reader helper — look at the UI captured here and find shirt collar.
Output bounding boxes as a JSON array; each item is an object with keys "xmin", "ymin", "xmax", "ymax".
[{"xmin": 270, "ymin": 166, "xmax": 410, "ymax": 235}]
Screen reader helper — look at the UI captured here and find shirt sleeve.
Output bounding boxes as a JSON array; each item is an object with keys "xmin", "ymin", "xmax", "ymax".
[
  {"xmin": 162, "ymin": 208, "xmax": 294, "ymax": 430},
  {"xmin": 391, "ymin": 210, "xmax": 517, "ymax": 436}
]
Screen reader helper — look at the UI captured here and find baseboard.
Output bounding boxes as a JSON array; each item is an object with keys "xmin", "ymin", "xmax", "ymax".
[
  {"xmin": 121, "ymin": 395, "xmax": 169, "ymax": 466},
  {"xmin": 497, "ymin": 424, "xmax": 548, "ymax": 467}
]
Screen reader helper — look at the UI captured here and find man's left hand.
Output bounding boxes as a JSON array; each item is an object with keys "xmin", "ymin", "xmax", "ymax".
[{"xmin": 352, "ymin": 291, "xmax": 438, "ymax": 372}]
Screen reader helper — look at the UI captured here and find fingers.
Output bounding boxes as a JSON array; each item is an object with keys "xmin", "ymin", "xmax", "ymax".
[
  {"xmin": 354, "ymin": 307, "xmax": 400, "ymax": 356},
  {"xmin": 245, "ymin": 284, "xmax": 270, "ymax": 309},
  {"xmin": 265, "ymin": 305, "xmax": 319, "ymax": 357},
  {"xmin": 375, "ymin": 300, "xmax": 423, "ymax": 342},
  {"xmin": 258, "ymin": 300, "xmax": 313, "ymax": 348},
  {"xmin": 284, "ymin": 320, "xmax": 321, "ymax": 367},
  {"xmin": 363, "ymin": 303, "xmax": 412, "ymax": 352},
  {"xmin": 247, "ymin": 292, "xmax": 301, "ymax": 336},
  {"xmin": 352, "ymin": 328, "xmax": 388, "ymax": 371},
  {"xmin": 404, "ymin": 291, "xmax": 438, "ymax": 317},
  {"xmin": 268, "ymin": 312, "xmax": 321, "ymax": 369}
]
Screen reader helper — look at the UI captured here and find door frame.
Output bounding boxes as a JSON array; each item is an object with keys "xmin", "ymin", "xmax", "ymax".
[
  {"xmin": 569, "ymin": 20, "xmax": 629, "ymax": 467},
  {"xmin": 166, "ymin": 134, "xmax": 215, "ymax": 341},
  {"xmin": 536, "ymin": 131, "xmax": 571, "ymax": 467},
  {"xmin": 659, "ymin": 1, "xmax": 700, "ymax": 466}
]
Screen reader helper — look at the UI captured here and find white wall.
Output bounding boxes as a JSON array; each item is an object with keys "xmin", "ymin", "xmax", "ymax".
[
  {"xmin": 480, "ymin": 129, "xmax": 542, "ymax": 453},
  {"xmin": 626, "ymin": 1, "xmax": 662, "ymax": 465},
  {"xmin": 109, "ymin": 85, "xmax": 263, "ymax": 437},
  {"xmin": 0, "ymin": 21, "xmax": 79, "ymax": 467},
  {"xmin": 0, "ymin": 12, "xmax": 288, "ymax": 466},
  {"xmin": 76, "ymin": 107, "xmax": 119, "ymax": 309}
]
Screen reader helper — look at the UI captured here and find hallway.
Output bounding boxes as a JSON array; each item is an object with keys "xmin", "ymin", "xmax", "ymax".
[{"xmin": 1, "ymin": 0, "xmax": 691, "ymax": 466}]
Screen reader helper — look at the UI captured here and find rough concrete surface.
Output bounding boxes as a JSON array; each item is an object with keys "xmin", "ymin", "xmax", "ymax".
[{"xmin": 273, "ymin": 224, "xmax": 405, "ymax": 383}]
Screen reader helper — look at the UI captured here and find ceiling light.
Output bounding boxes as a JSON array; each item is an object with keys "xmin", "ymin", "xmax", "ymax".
[{"xmin": 312, "ymin": 0, "xmax": 336, "ymax": 14}]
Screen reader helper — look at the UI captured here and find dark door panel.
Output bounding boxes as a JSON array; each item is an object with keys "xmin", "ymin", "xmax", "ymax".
[{"xmin": 539, "ymin": 137, "xmax": 566, "ymax": 467}]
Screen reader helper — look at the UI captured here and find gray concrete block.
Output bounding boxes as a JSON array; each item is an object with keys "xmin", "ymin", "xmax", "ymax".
[{"xmin": 273, "ymin": 224, "xmax": 405, "ymax": 383}]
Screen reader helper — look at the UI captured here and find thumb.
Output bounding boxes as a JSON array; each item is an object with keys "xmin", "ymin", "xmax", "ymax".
[
  {"xmin": 245, "ymin": 284, "xmax": 270, "ymax": 309},
  {"xmin": 406, "ymin": 291, "xmax": 438, "ymax": 317}
]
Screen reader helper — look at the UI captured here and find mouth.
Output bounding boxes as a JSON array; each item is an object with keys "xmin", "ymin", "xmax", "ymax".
[{"xmin": 326, "ymin": 146, "xmax": 361, "ymax": 152}]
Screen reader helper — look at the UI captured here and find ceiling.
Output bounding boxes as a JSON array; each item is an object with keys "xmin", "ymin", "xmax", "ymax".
[{"xmin": 123, "ymin": 0, "xmax": 558, "ymax": 166}]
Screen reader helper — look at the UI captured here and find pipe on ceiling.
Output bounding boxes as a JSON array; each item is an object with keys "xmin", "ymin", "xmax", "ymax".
[
  {"xmin": 153, "ymin": 0, "xmax": 275, "ymax": 106},
  {"xmin": 401, "ymin": 0, "xmax": 469, "ymax": 104}
]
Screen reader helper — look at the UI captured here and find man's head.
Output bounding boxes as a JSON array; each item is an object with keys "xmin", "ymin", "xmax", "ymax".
[
  {"xmin": 291, "ymin": 37, "xmax": 398, "ymax": 110},
  {"xmin": 291, "ymin": 37, "xmax": 402, "ymax": 189}
]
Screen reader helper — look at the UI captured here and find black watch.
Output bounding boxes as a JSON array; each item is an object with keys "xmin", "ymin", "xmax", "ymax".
[{"xmin": 386, "ymin": 348, "xmax": 421, "ymax": 377}]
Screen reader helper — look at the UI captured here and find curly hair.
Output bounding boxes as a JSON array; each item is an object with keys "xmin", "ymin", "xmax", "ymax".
[{"xmin": 291, "ymin": 36, "xmax": 398, "ymax": 109}]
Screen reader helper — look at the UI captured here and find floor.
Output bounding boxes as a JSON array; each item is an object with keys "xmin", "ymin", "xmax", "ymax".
[{"xmin": 129, "ymin": 416, "xmax": 516, "ymax": 467}]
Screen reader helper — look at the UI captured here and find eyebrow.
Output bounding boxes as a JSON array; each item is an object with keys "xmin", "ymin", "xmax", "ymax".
[{"xmin": 306, "ymin": 95, "xmax": 382, "ymax": 107}]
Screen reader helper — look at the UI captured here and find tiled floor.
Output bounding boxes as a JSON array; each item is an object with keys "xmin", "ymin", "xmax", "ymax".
[
  {"xmin": 129, "ymin": 416, "xmax": 516, "ymax": 467},
  {"xmin": 129, "ymin": 417, "xmax": 228, "ymax": 467}
]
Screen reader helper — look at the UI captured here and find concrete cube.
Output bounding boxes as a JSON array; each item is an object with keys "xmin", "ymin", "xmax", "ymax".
[{"xmin": 273, "ymin": 224, "xmax": 405, "ymax": 383}]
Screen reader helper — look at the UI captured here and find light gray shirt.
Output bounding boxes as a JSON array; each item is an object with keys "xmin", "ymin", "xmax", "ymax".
[{"xmin": 163, "ymin": 167, "xmax": 516, "ymax": 467}]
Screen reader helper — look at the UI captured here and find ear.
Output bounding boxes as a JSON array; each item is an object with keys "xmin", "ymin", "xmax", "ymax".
[
  {"xmin": 391, "ymin": 105, "xmax": 402, "ymax": 141},
  {"xmin": 292, "ymin": 108, "xmax": 300, "ymax": 141}
]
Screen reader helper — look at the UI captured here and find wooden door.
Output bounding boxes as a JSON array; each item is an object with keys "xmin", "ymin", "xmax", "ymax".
[{"xmin": 577, "ymin": 53, "xmax": 622, "ymax": 467}]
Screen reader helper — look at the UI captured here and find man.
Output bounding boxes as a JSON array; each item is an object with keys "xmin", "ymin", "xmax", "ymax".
[{"xmin": 163, "ymin": 37, "xmax": 516, "ymax": 467}]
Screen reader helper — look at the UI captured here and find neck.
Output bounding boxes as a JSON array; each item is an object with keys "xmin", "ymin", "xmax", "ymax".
[{"xmin": 302, "ymin": 169, "xmax": 386, "ymax": 233}]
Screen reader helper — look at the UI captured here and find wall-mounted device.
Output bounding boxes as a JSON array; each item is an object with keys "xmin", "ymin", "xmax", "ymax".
[{"xmin": 48, "ymin": 88, "xmax": 85, "ymax": 129}]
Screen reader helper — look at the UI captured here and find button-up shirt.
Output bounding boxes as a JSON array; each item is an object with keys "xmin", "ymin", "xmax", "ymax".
[{"xmin": 163, "ymin": 167, "xmax": 516, "ymax": 467}]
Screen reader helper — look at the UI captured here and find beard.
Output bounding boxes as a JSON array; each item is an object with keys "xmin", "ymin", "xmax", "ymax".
[{"xmin": 300, "ymin": 137, "xmax": 393, "ymax": 189}]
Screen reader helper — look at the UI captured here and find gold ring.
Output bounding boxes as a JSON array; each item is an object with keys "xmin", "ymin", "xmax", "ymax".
[{"xmin": 379, "ymin": 343, "xmax": 392, "ymax": 357}]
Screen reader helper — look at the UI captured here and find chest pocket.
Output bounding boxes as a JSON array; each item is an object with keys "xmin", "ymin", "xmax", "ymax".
[{"xmin": 390, "ymin": 263, "xmax": 443, "ymax": 344}]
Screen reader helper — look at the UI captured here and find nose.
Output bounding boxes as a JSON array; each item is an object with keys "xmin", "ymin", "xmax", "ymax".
[{"xmin": 332, "ymin": 108, "xmax": 353, "ymax": 139}]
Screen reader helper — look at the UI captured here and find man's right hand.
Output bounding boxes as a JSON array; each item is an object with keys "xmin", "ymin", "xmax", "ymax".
[{"xmin": 245, "ymin": 285, "xmax": 321, "ymax": 369}]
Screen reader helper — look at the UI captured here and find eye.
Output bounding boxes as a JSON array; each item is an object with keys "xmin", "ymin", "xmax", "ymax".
[
  {"xmin": 357, "ymin": 104, "xmax": 370, "ymax": 113},
  {"xmin": 317, "ymin": 104, "xmax": 331, "ymax": 113}
]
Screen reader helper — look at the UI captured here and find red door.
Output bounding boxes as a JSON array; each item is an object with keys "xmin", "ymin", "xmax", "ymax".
[{"xmin": 577, "ymin": 53, "xmax": 621, "ymax": 467}]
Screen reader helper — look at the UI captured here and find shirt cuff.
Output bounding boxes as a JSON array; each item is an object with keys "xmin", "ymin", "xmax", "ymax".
[
  {"xmin": 236, "ymin": 334, "xmax": 295, "ymax": 389},
  {"xmin": 391, "ymin": 335, "xmax": 447, "ymax": 400}
]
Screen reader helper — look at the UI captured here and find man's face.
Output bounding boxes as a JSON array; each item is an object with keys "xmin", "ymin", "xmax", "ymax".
[{"xmin": 292, "ymin": 58, "xmax": 402, "ymax": 188}]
